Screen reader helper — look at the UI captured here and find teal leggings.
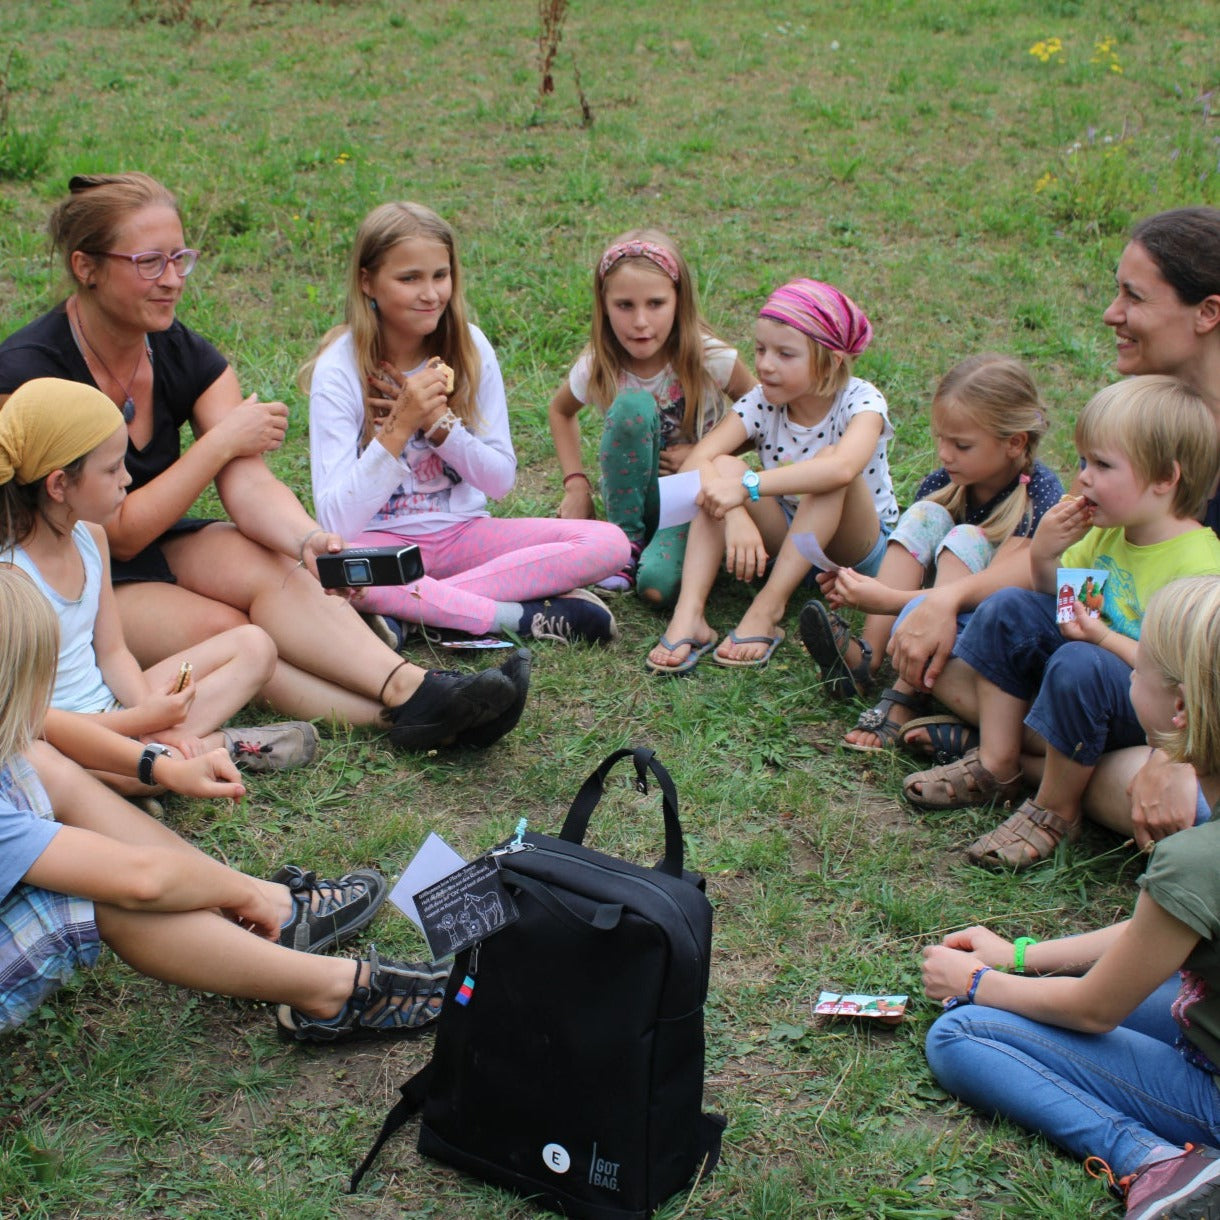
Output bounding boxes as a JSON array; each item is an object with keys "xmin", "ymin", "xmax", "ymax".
[{"xmin": 598, "ymin": 390, "xmax": 688, "ymax": 608}]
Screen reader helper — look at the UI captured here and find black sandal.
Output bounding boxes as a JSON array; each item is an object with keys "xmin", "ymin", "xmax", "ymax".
[
  {"xmin": 842, "ymin": 687, "xmax": 928, "ymax": 753},
  {"xmin": 896, "ymin": 715, "xmax": 980, "ymax": 764}
]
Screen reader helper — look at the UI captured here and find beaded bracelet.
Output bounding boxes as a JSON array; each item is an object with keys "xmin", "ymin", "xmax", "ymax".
[
  {"xmin": 563, "ymin": 471, "xmax": 591, "ymax": 487},
  {"xmin": 425, "ymin": 409, "xmax": 460, "ymax": 442}
]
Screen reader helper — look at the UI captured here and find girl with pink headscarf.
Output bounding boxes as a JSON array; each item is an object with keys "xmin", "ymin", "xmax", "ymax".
[{"xmin": 645, "ymin": 278, "xmax": 899, "ymax": 674}]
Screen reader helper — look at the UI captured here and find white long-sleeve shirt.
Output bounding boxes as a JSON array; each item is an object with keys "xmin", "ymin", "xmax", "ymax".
[{"xmin": 309, "ymin": 325, "xmax": 516, "ymax": 540}]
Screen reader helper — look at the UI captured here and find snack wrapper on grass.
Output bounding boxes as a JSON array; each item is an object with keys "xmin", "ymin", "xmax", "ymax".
[{"xmin": 813, "ymin": 991, "xmax": 907, "ymax": 1025}]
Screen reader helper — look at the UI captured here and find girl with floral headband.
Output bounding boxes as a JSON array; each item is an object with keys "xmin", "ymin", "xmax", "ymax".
[
  {"xmin": 549, "ymin": 228, "xmax": 754, "ymax": 603},
  {"xmin": 646, "ymin": 277, "xmax": 898, "ymax": 673}
]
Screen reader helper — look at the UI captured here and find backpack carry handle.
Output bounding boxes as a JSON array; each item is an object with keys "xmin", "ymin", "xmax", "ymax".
[{"xmin": 559, "ymin": 746, "xmax": 684, "ymax": 877}]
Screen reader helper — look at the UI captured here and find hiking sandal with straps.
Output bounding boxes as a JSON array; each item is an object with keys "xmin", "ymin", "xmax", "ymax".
[
  {"xmin": 902, "ymin": 748, "xmax": 1024, "ymax": 810},
  {"xmin": 277, "ymin": 948, "xmax": 450, "ymax": 1042},
  {"xmin": 965, "ymin": 798, "xmax": 1082, "ymax": 871}
]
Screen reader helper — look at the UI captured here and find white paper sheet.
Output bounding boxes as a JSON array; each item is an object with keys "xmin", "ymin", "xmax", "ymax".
[
  {"xmin": 657, "ymin": 470, "xmax": 702, "ymax": 530},
  {"xmin": 389, "ymin": 831, "xmax": 467, "ymax": 930}
]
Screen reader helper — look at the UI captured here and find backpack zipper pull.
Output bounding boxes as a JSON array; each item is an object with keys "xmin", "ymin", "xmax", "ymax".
[{"xmin": 455, "ymin": 942, "xmax": 480, "ymax": 1007}]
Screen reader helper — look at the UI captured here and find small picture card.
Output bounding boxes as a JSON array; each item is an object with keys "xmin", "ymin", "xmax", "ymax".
[
  {"xmin": 791, "ymin": 532, "xmax": 839, "ymax": 573},
  {"xmin": 1056, "ymin": 567, "xmax": 1109, "ymax": 624},
  {"xmin": 437, "ymin": 636, "xmax": 515, "ymax": 650},
  {"xmin": 414, "ymin": 855, "xmax": 519, "ymax": 960},
  {"xmin": 813, "ymin": 991, "xmax": 908, "ymax": 1025}
]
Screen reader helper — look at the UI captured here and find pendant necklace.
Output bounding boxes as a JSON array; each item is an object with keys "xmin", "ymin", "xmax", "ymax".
[{"xmin": 68, "ymin": 299, "xmax": 150, "ymax": 424}]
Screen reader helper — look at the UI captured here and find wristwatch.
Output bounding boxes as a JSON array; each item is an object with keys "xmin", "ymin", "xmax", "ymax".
[
  {"xmin": 138, "ymin": 743, "xmax": 172, "ymax": 787},
  {"xmin": 741, "ymin": 470, "xmax": 761, "ymax": 502}
]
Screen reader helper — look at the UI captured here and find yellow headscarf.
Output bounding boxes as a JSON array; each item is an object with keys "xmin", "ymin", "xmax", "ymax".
[{"xmin": 0, "ymin": 379, "xmax": 125, "ymax": 486}]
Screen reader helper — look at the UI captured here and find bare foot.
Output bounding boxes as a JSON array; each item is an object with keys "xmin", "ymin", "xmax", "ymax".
[
  {"xmin": 647, "ymin": 615, "xmax": 716, "ymax": 670},
  {"xmin": 715, "ymin": 608, "xmax": 784, "ymax": 664},
  {"xmin": 842, "ymin": 681, "xmax": 922, "ymax": 750}
]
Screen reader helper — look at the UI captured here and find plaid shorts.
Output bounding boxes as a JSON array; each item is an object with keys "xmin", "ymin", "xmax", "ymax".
[{"xmin": 0, "ymin": 882, "xmax": 100, "ymax": 1032}]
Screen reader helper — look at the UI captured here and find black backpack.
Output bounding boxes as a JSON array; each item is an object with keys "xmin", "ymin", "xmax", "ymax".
[{"xmin": 352, "ymin": 746, "xmax": 724, "ymax": 1219}]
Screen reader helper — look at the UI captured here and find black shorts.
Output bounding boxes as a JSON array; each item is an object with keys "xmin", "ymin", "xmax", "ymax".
[{"xmin": 109, "ymin": 517, "xmax": 217, "ymax": 585}]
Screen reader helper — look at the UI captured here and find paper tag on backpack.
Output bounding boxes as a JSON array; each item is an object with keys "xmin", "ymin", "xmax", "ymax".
[{"xmin": 414, "ymin": 856, "xmax": 519, "ymax": 959}]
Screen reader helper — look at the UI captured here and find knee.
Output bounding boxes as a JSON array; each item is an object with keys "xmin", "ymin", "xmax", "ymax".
[
  {"xmin": 636, "ymin": 557, "xmax": 680, "ymax": 608},
  {"xmin": 604, "ymin": 390, "xmax": 658, "ymax": 431},
  {"xmin": 924, "ymin": 1007, "xmax": 980, "ymax": 1087},
  {"xmin": 198, "ymin": 599, "xmax": 249, "ymax": 637},
  {"xmin": 938, "ymin": 525, "xmax": 994, "ymax": 575},
  {"xmin": 1043, "ymin": 642, "xmax": 1124, "ymax": 706},
  {"xmin": 968, "ymin": 586, "xmax": 1041, "ymax": 634},
  {"xmin": 891, "ymin": 500, "xmax": 955, "ymax": 568},
  {"xmin": 596, "ymin": 523, "xmax": 632, "ymax": 570},
  {"xmin": 233, "ymin": 623, "xmax": 278, "ymax": 682}
]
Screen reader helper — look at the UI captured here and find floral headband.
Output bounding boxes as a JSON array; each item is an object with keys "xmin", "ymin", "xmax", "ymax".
[{"xmin": 597, "ymin": 240, "xmax": 680, "ymax": 285}]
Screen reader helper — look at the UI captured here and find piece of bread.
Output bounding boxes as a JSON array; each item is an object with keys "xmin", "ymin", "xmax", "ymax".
[{"xmin": 429, "ymin": 357, "xmax": 455, "ymax": 393}]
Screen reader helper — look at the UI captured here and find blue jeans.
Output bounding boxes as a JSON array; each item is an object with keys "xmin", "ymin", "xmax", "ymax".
[
  {"xmin": 925, "ymin": 979, "xmax": 1220, "ymax": 1175},
  {"xmin": 954, "ymin": 587, "xmax": 1145, "ymax": 765}
]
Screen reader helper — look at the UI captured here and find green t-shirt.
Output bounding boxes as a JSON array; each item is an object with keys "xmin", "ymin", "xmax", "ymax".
[
  {"xmin": 1062, "ymin": 525, "xmax": 1220, "ymax": 640},
  {"xmin": 1139, "ymin": 818, "xmax": 1220, "ymax": 1074}
]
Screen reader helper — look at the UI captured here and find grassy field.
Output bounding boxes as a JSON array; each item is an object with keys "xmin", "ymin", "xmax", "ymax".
[{"xmin": 1, "ymin": 1, "xmax": 1218, "ymax": 1216}]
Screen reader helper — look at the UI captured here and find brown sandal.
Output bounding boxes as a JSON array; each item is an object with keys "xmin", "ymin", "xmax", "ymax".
[
  {"xmin": 965, "ymin": 798, "xmax": 1081, "ymax": 871},
  {"xmin": 902, "ymin": 747, "xmax": 1024, "ymax": 810}
]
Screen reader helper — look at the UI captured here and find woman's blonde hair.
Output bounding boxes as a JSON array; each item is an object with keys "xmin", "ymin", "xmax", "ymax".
[
  {"xmin": 1141, "ymin": 575, "xmax": 1220, "ymax": 777},
  {"xmin": 48, "ymin": 173, "xmax": 179, "ymax": 290},
  {"xmin": 297, "ymin": 202, "xmax": 481, "ymax": 448},
  {"xmin": 1075, "ymin": 376, "xmax": 1220, "ymax": 519},
  {"xmin": 0, "ymin": 568, "xmax": 59, "ymax": 766},
  {"xmin": 925, "ymin": 354, "xmax": 1049, "ymax": 546},
  {"xmin": 586, "ymin": 228, "xmax": 725, "ymax": 440}
]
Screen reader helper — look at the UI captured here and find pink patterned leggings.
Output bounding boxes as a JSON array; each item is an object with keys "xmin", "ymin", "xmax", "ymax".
[{"xmin": 352, "ymin": 516, "xmax": 630, "ymax": 634}]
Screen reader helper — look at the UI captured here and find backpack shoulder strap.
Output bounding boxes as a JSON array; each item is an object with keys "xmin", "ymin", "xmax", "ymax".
[{"xmin": 349, "ymin": 1060, "xmax": 434, "ymax": 1192}]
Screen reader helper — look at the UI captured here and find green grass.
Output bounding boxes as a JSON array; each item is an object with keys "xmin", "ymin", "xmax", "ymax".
[{"xmin": 0, "ymin": 0, "xmax": 1217, "ymax": 1215}]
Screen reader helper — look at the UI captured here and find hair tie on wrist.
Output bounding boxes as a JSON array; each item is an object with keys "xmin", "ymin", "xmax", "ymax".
[{"xmin": 298, "ymin": 527, "xmax": 324, "ymax": 564}]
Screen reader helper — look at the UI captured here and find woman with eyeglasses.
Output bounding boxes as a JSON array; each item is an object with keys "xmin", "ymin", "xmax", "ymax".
[{"xmin": 0, "ymin": 174, "xmax": 525, "ymax": 752}]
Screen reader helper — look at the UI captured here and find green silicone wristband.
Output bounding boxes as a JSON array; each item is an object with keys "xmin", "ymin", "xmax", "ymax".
[{"xmin": 1013, "ymin": 936, "xmax": 1038, "ymax": 974}]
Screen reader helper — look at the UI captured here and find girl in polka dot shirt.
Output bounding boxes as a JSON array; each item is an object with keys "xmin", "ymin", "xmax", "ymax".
[{"xmin": 646, "ymin": 278, "xmax": 897, "ymax": 673}]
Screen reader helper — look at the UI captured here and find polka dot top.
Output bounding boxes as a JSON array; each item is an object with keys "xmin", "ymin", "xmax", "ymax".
[{"xmin": 733, "ymin": 378, "xmax": 899, "ymax": 525}]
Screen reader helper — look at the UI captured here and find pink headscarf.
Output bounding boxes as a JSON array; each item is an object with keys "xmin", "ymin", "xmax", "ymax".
[{"xmin": 758, "ymin": 279, "xmax": 873, "ymax": 356}]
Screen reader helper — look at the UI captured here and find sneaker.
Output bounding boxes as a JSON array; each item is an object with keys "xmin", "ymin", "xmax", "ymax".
[
  {"xmin": 272, "ymin": 864, "xmax": 388, "ymax": 953},
  {"xmin": 276, "ymin": 948, "xmax": 450, "ymax": 1042},
  {"xmin": 456, "ymin": 647, "xmax": 531, "ymax": 749},
  {"xmin": 595, "ymin": 542, "xmax": 642, "ymax": 594},
  {"xmin": 1119, "ymin": 1145, "xmax": 1220, "ymax": 1220},
  {"xmin": 524, "ymin": 588, "xmax": 619, "ymax": 645},
  {"xmin": 387, "ymin": 667, "xmax": 516, "ymax": 750},
  {"xmin": 361, "ymin": 612, "xmax": 406, "ymax": 651},
  {"xmin": 222, "ymin": 721, "xmax": 320, "ymax": 773}
]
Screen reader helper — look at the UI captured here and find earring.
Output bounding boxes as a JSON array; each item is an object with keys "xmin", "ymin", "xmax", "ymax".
[{"xmin": 370, "ymin": 298, "xmax": 378, "ymax": 312}]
